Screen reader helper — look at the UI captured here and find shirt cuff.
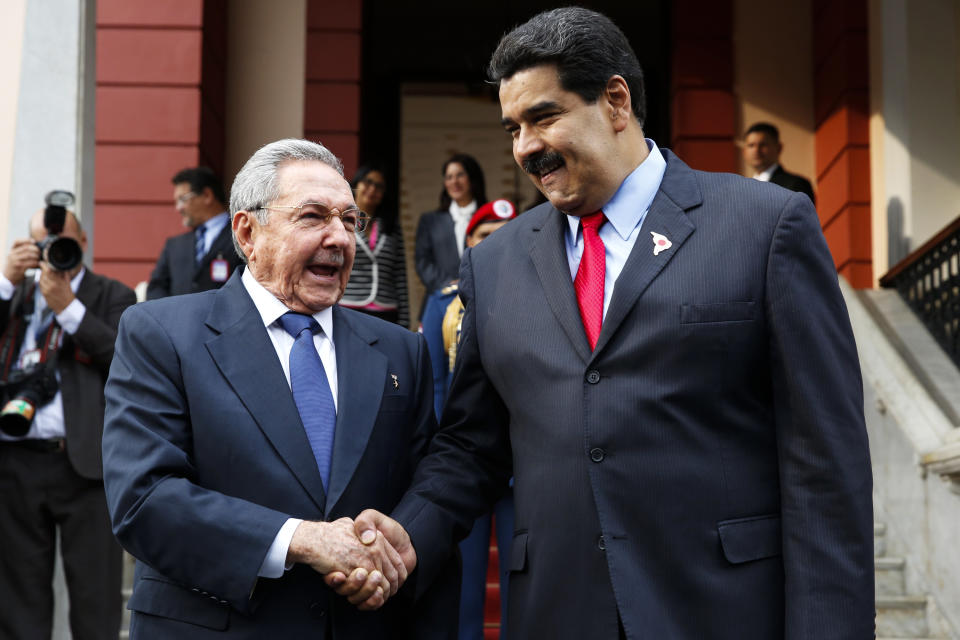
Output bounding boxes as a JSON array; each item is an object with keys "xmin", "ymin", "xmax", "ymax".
[
  {"xmin": 55, "ymin": 298, "xmax": 86, "ymax": 335},
  {"xmin": 258, "ymin": 518, "xmax": 303, "ymax": 578},
  {"xmin": 0, "ymin": 273, "xmax": 14, "ymax": 301}
]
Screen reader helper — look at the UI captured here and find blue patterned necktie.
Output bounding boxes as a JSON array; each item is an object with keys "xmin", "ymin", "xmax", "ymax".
[
  {"xmin": 194, "ymin": 224, "xmax": 206, "ymax": 265},
  {"xmin": 278, "ymin": 312, "xmax": 336, "ymax": 490}
]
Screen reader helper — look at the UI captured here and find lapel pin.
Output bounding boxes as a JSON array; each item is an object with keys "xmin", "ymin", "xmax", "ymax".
[
  {"xmin": 651, "ymin": 231, "xmax": 672, "ymax": 256},
  {"xmin": 391, "ymin": 374, "xmax": 399, "ymax": 389}
]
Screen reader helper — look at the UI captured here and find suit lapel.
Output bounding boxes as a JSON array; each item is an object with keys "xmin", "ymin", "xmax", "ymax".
[
  {"xmin": 171, "ymin": 233, "xmax": 196, "ymax": 284},
  {"xmin": 528, "ymin": 208, "xmax": 592, "ymax": 362},
  {"xmin": 324, "ymin": 307, "xmax": 386, "ymax": 516},
  {"xmin": 204, "ymin": 273, "xmax": 327, "ymax": 511},
  {"xmin": 592, "ymin": 149, "xmax": 701, "ymax": 356}
]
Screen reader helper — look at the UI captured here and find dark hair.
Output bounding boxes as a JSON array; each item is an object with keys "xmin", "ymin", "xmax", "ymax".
[
  {"xmin": 172, "ymin": 167, "xmax": 227, "ymax": 206},
  {"xmin": 745, "ymin": 122, "xmax": 780, "ymax": 142},
  {"xmin": 488, "ymin": 7, "xmax": 646, "ymax": 126},
  {"xmin": 439, "ymin": 154, "xmax": 487, "ymax": 210},
  {"xmin": 352, "ymin": 163, "xmax": 399, "ymax": 234}
]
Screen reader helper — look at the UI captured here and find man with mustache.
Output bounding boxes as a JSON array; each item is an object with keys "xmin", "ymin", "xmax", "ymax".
[
  {"xmin": 354, "ymin": 7, "xmax": 874, "ymax": 639},
  {"xmin": 102, "ymin": 139, "xmax": 456, "ymax": 638}
]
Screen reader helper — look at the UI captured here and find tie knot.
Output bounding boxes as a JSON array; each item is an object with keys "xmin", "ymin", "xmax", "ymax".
[
  {"xmin": 580, "ymin": 211, "xmax": 606, "ymax": 232},
  {"xmin": 278, "ymin": 312, "xmax": 320, "ymax": 338}
]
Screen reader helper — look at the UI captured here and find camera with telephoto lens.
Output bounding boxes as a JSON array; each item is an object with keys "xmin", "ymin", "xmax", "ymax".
[
  {"xmin": 0, "ymin": 366, "xmax": 59, "ymax": 436},
  {"xmin": 37, "ymin": 190, "xmax": 82, "ymax": 271}
]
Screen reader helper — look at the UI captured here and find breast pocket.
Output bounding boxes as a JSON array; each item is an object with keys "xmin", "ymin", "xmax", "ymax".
[{"xmin": 680, "ymin": 301, "xmax": 757, "ymax": 324}]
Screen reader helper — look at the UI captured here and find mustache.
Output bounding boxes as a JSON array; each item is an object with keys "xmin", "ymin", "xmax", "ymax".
[
  {"xmin": 522, "ymin": 151, "xmax": 564, "ymax": 176},
  {"xmin": 311, "ymin": 250, "xmax": 345, "ymax": 266}
]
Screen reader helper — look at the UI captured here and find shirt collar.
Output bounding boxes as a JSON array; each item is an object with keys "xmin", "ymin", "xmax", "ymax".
[
  {"xmin": 754, "ymin": 163, "xmax": 779, "ymax": 182},
  {"xmin": 241, "ymin": 267, "xmax": 334, "ymax": 344},
  {"xmin": 198, "ymin": 211, "xmax": 230, "ymax": 236},
  {"xmin": 449, "ymin": 200, "xmax": 477, "ymax": 221},
  {"xmin": 566, "ymin": 139, "xmax": 666, "ymax": 241}
]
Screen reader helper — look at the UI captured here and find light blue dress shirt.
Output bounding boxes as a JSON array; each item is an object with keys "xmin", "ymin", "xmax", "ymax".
[
  {"xmin": 197, "ymin": 211, "xmax": 230, "ymax": 255},
  {"xmin": 565, "ymin": 139, "xmax": 667, "ymax": 318}
]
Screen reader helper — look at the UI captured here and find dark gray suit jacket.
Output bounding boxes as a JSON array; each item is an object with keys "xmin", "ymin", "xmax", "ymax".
[
  {"xmin": 394, "ymin": 149, "xmax": 874, "ymax": 639},
  {"xmin": 770, "ymin": 165, "xmax": 816, "ymax": 205},
  {"xmin": 414, "ymin": 210, "xmax": 462, "ymax": 294},
  {"xmin": 0, "ymin": 270, "xmax": 136, "ymax": 478},
  {"xmin": 103, "ymin": 272, "xmax": 457, "ymax": 639},
  {"xmin": 147, "ymin": 223, "xmax": 243, "ymax": 299}
]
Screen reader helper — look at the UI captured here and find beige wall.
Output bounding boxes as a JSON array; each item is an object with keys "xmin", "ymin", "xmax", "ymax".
[
  {"xmin": 224, "ymin": 0, "xmax": 306, "ymax": 186},
  {"xmin": 733, "ymin": 0, "xmax": 816, "ymax": 186},
  {"xmin": 871, "ymin": 0, "xmax": 960, "ymax": 275},
  {"xmin": 0, "ymin": 0, "xmax": 27, "ymax": 254}
]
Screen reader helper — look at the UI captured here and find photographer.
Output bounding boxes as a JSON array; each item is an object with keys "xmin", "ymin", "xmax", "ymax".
[{"xmin": 0, "ymin": 196, "xmax": 135, "ymax": 640}]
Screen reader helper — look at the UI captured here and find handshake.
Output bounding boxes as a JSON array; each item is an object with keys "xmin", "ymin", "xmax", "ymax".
[{"xmin": 287, "ymin": 509, "xmax": 414, "ymax": 611}]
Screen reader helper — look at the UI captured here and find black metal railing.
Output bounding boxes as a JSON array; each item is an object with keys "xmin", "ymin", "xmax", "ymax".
[{"xmin": 880, "ymin": 215, "xmax": 960, "ymax": 368}]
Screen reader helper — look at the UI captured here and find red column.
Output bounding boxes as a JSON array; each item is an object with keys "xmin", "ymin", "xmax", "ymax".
[
  {"xmin": 670, "ymin": 0, "xmax": 738, "ymax": 173},
  {"xmin": 305, "ymin": 0, "xmax": 362, "ymax": 177},
  {"xmin": 813, "ymin": 0, "xmax": 871, "ymax": 287},
  {"xmin": 94, "ymin": 0, "xmax": 225, "ymax": 288}
]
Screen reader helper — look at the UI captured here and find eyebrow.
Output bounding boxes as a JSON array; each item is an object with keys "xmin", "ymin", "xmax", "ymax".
[{"xmin": 500, "ymin": 100, "xmax": 563, "ymax": 127}]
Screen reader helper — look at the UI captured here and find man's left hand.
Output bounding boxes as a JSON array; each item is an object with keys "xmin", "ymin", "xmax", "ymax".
[{"xmin": 38, "ymin": 263, "xmax": 75, "ymax": 314}]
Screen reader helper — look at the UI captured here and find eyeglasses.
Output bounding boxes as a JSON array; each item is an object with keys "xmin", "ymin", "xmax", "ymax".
[
  {"xmin": 176, "ymin": 192, "xmax": 198, "ymax": 206},
  {"xmin": 359, "ymin": 178, "xmax": 386, "ymax": 192},
  {"xmin": 258, "ymin": 202, "xmax": 369, "ymax": 233}
]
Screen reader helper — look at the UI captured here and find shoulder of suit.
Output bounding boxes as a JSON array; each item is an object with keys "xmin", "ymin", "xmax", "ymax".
[{"xmin": 336, "ymin": 305, "xmax": 417, "ymax": 342}]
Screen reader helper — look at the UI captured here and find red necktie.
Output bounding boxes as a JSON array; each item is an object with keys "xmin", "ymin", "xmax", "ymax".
[{"xmin": 574, "ymin": 211, "xmax": 606, "ymax": 350}]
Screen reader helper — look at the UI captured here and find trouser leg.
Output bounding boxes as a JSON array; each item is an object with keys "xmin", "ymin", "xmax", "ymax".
[
  {"xmin": 49, "ymin": 454, "xmax": 122, "ymax": 640},
  {"xmin": 0, "ymin": 445, "xmax": 57, "ymax": 640}
]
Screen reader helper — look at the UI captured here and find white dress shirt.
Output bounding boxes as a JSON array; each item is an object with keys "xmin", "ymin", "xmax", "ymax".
[
  {"xmin": 196, "ymin": 212, "xmax": 230, "ymax": 255},
  {"xmin": 241, "ymin": 268, "xmax": 338, "ymax": 577},
  {"xmin": 753, "ymin": 163, "xmax": 779, "ymax": 182},
  {"xmin": 565, "ymin": 140, "xmax": 667, "ymax": 318},
  {"xmin": 0, "ymin": 268, "xmax": 87, "ymax": 441},
  {"xmin": 449, "ymin": 200, "xmax": 477, "ymax": 258}
]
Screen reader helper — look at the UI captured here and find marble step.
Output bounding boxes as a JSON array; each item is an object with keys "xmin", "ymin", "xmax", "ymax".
[
  {"xmin": 876, "ymin": 595, "xmax": 929, "ymax": 638},
  {"xmin": 875, "ymin": 522, "xmax": 887, "ymax": 557},
  {"xmin": 875, "ymin": 556, "xmax": 906, "ymax": 596}
]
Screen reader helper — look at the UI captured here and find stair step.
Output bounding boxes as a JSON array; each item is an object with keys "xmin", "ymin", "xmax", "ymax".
[
  {"xmin": 875, "ymin": 522, "xmax": 887, "ymax": 557},
  {"xmin": 876, "ymin": 595, "xmax": 929, "ymax": 638},
  {"xmin": 875, "ymin": 557, "xmax": 906, "ymax": 595}
]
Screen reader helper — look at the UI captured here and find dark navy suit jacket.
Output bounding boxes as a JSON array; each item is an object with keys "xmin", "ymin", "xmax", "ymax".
[
  {"xmin": 147, "ymin": 223, "xmax": 243, "ymax": 299},
  {"xmin": 394, "ymin": 149, "xmax": 874, "ymax": 639},
  {"xmin": 103, "ymin": 272, "xmax": 457, "ymax": 639}
]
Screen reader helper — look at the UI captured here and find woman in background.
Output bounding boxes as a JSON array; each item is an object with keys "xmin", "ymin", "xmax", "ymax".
[
  {"xmin": 414, "ymin": 154, "xmax": 487, "ymax": 299},
  {"xmin": 341, "ymin": 164, "xmax": 409, "ymax": 327}
]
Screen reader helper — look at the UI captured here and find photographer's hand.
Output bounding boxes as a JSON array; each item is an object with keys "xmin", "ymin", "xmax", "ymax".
[
  {"xmin": 38, "ymin": 264, "xmax": 75, "ymax": 314},
  {"xmin": 3, "ymin": 239, "xmax": 40, "ymax": 285}
]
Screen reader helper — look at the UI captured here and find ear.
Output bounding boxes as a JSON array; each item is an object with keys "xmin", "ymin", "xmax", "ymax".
[
  {"xmin": 200, "ymin": 186, "xmax": 215, "ymax": 204},
  {"xmin": 232, "ymin": 211, "xmax": 257, "ymax": 262},
  {"xmin": 605, "ymin": 75, "xmax": 633, "ymax": 133},
  {"xmin": 78, "ymin": 230, "xmax": 88, "ymax": 253}
]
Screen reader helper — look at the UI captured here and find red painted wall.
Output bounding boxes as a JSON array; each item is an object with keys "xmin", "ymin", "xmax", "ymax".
[
  {"xmin": 94, "ymin": 0, "xmax": 226, "ymax": 288},
  {"xmin": 812, "ymin": 0, "xmax": 871, "ymax": 287},
  {"xmin": 670, "ymin": 0, "xmax": 738, "ymax": 173},
  {"xmin": 305, "ymin": 0, "xmax": 362, "ymax": 177}
]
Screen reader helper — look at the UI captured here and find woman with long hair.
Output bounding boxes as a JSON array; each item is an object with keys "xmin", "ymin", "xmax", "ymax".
[
  {"xmin": 340, "ymin": 164, "xmax": 409, "ymax": 327},
  {"xmin": 414, "ymin": 153, "xmax": 487, "ymax": 298}
]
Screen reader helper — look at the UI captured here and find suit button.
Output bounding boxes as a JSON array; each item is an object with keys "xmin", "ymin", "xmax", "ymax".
[
  {"xmin": 586, "ymin": 370, "xmax": 601, "ymax": 384},
  {"xmin": 597, "ymin": 535, "xmax": 606, "ymax": 551},
  {"xmin": 590, "ymin": 447, "xmax": 605, "ymax": 462},
  {"xmin": 309, "ymin": 602, "xmax": 326, "ymax": 619}
]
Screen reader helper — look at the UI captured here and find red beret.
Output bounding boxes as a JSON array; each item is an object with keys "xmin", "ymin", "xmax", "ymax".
[{"xmin": 466, "ymin": 199, "xmax": 517, "ymax": 237}]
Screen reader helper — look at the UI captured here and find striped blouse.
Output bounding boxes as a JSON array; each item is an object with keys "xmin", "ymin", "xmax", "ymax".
[{"xmin": 341, "ymin": 218, "xmax": 410, "ymax": 328}]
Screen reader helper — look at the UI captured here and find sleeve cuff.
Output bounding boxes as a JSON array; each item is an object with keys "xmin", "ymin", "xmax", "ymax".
[
  {"xmin": 0, "ymin": 273, "xmax": 15, "ymax": 301},
  {"xmin": 257, "ymin": 518, "xmax": 303, "ymax": 578},
  {"xmin": 55, "ymin": 298, "xmax": 86, "ymax": 334}
]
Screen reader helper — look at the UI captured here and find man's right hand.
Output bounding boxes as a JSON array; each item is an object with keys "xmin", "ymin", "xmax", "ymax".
[
  {"xmin": 287, "ymin": 518, "xmax": 407, "ymax": 610},
  {"xmin": 3, "ymin": 239, "xmax": 40, "ymax": 285}
]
